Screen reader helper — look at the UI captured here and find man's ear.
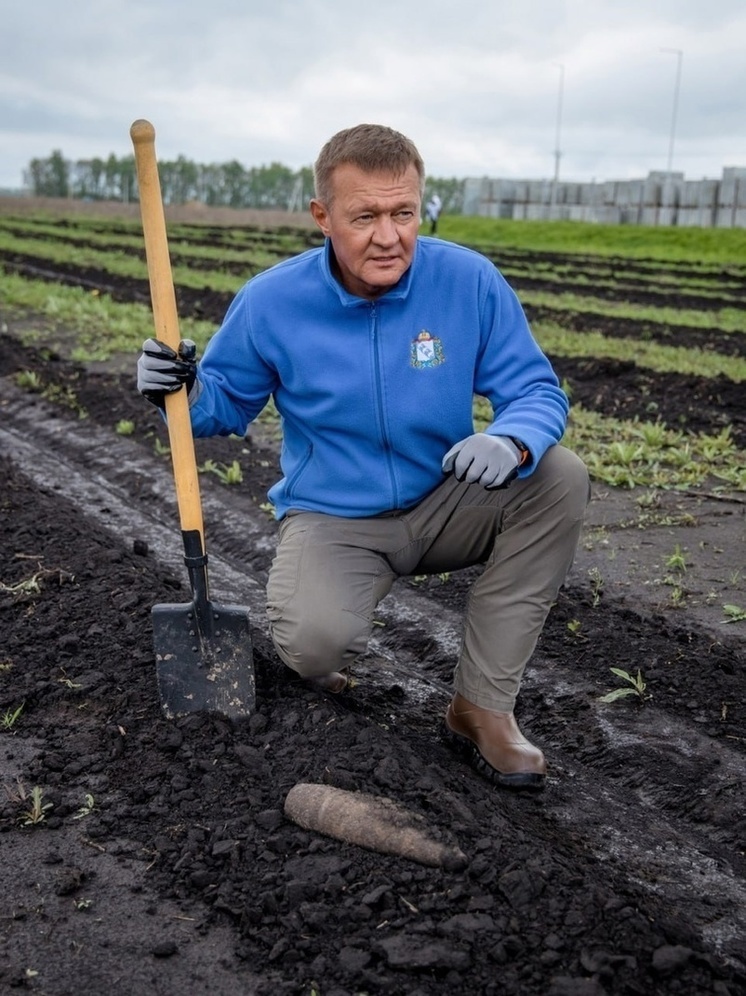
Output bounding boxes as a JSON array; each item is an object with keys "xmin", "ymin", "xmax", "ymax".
[{"xmin": 310, "ymin": 199, "xmax": 331, "ymax": 237}]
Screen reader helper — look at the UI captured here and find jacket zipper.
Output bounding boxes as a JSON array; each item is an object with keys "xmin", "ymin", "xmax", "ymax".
[{"xmin": 370, "ymin": 303, "xmax": 399, "ymax": 508}]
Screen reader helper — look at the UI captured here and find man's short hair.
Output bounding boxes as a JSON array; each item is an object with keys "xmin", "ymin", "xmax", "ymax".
[{"xmin": 314, "ymin": 124, "xmax": 425, "ymax": 205}]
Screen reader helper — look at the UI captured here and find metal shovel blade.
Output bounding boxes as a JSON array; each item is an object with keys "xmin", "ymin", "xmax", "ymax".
[{"xmin": 152, "ymin": 600, "xmax": 255, "ymax": 720}]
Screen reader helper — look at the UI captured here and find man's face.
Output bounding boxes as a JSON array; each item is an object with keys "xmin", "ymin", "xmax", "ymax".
[{"xmin": 310, "ymin": 163, "xmax": 422, "ymax": 299}]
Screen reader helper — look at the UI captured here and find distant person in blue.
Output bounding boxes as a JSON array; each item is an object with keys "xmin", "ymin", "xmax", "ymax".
[
  {"xmin": 137, "ymin": 123, "xmax": 589, "ymax": 793},
  {"xmin": 425, "ymin": 192, "xmax": 442, "ymax": 234}
]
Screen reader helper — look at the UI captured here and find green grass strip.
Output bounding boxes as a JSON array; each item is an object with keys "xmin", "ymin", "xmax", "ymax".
[
  {"xmin": 500, "ymin": 265, "xmax": 745, "ymax": 303},
  {"xmin": 5, "ymin": 271, "xmax": 745, "ymax": 381},
  {"xmin": 0, "ymin": 222, "xmax": 293, "ymax": 268},
  {"xmin": 0, "ymin": 233, "xmax": 251, "ymax": 294},
  {"xmin": 523, "ymin": 287, "xmax": 746, "ymax": 333},
  {"xmin": 0, "ymin": 273, "xmax": 215, "ymax": 361},
  {"xmin": 441, "ymin": 216, "xmax": 746, "ymax": 265},
  {"xmin": 4, "ymin": 276, "xmax": 745, "ymax": 493},
  {"xmin": 0, "ymin": 215, "xmax": 313, "ymax": 258},
  {"xmin": 472, "ymin": 396, "xmax": 746, "ymax": 491},
  {"xmin": 534, "ymin": 321, "xmax": 746, "ymax": 380},
  {"xmin": 6, "ymin": 209, "xmax": 746, "ymax": 266},
  {"xmin": 565, "ymin": 406, "xmax": 746, "ymax": 491}
]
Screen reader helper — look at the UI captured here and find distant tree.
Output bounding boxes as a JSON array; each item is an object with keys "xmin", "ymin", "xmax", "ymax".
[
  {"xmin": 199, "ymin": 163, "xmax": 223, "ymax": 206},
  {"xmin": 220, "ymin": 160, "xmax": 252, "ymax": 208},
  {"xmin": 287, "ymin": 166, "xmax": 314, "ymax": 211},
  {"xmin": 119, "ymin": 154, "xmax": 137, "ymax": 203},
  {"xmin": 72, "ymin": 154, "xmax": 136, "ymax": 202},
  {"xmin": 71, "ymin": 157, "xmax": 104, "ymax": 199},
  {"xmin": 26, "ymin": 150, "xmax": 71, "ymax": 198},
  {"xmin": 103, "ymin": 153, "xmax": 122, "ymax": 200},
  {"xmin": 23, "ymin": 149, "xmax": 467, "ymax": 212},
  {"xmin": 249, "ymin": 162, "xmax": 296, "ymax": 208},
  {"xmin": 159, "ymin": 155, "xmax": 200, "ymax": 204}
]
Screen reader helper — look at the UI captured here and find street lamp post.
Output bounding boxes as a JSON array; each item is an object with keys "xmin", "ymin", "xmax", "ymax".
[
  {"xmin": 550, "ymin": 63, "xmax": 565, "ymax": 212},
  {"xmin": 660, "ymin": 48, "xmax": 683, "ymax": 175}
]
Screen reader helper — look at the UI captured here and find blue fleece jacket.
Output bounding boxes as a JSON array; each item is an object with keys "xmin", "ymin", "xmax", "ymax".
[{"xmin": 189, "ymin": 236, "xmax": 568, "ymax": 518}]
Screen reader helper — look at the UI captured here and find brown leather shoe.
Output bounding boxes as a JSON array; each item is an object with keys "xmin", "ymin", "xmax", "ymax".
[
  {"xmin": 305, "ymin": 671, "xmax": 349, "ymax": 694},
  {"xmin": 444, "ymin": 692, "xmax": 546, "ymax": 791}
]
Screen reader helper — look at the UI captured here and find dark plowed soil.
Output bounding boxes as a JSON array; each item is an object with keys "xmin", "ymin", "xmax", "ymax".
[{"xmin": 1, "ymin": 217, "xmax": 745, "ymax": 996}]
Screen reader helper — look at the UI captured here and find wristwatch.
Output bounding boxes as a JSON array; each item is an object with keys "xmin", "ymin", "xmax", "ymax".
[{"xmin": 508, "ymin": 437, "xmax": 531, "ymax": 467}]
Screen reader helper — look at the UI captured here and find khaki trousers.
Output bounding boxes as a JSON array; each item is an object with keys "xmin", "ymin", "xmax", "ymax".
[{"xmin": 266, "ymin": 445, "xmax": 589, "ymax": 712}]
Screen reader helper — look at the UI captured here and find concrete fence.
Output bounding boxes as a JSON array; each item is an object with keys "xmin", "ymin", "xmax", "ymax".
[{"xmin": 463, "ymin": 167, "xmax": 746, "ymax": 228}]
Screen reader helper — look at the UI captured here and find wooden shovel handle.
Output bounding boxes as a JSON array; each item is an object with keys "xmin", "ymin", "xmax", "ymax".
[{"xmin": 130, "ymin": 119, "xmax": 204, "ymax": 541}]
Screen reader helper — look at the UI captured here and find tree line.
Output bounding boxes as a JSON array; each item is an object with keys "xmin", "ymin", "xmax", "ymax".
[{"xmin": 24, "ymin": 151, "xmax": 465, "ymax": 214}]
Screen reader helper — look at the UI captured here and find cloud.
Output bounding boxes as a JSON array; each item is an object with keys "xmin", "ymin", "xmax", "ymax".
[{"xmin": 1, "ymin": 0, "xmax": 745, "ymax": 190}]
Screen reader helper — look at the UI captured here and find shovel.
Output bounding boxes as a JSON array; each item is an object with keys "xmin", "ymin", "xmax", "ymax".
[{"xmin": 130, "ymin": 118, "xmax": 255, "ymax": 720}]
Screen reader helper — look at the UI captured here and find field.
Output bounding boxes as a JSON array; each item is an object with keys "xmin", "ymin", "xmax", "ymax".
[{"xmin": 0, "ymin": 198, "xmax": 745, "ymax": 996}]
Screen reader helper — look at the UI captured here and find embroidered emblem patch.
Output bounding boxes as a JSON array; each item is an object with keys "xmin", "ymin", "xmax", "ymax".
[{"xmin": 411, "ymin": 330, "xmax": 445, "ymax": 369}]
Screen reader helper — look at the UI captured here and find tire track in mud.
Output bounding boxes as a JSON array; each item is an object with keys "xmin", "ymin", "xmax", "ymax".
[
  {"xmin": 1, "ymin": 379, "xmax": 745, "ymax": 968},
  {"xmin": 0, "ymin": 389, "xmax": 268, "ymax": 613}
]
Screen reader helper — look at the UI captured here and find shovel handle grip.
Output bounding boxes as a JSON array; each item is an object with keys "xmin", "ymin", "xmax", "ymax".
[{"xmin": 131, "ymin": 119, "xmax": 204, "ymax": 542}]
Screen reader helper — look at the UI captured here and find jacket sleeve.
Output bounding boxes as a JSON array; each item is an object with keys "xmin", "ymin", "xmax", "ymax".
[
  {"xmin": 474, "ymin": 267, "xmax": 569, "ymax": 472},
  {"xmin": 186, "ymin": 286, "xmax": 279, "ymax": 438}
]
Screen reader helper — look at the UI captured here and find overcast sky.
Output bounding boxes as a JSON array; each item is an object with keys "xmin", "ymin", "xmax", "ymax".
[{"xmin": 2, "ymin": 0, "xmax": 745, "ymax": 192}]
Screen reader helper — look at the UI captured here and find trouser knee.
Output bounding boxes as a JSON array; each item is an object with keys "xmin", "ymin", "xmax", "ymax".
[
  {"xmin": 269, "ymin": 612, "xmax": 369, "ymax": 678},
  {"xmin": 541, "ymin": 445, "xmax": 590, "ymax": 518}
]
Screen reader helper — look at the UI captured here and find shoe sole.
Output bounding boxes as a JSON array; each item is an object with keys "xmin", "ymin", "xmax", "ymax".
[
  {"xmin": 443, "ymin": 723, "xmax": 546, "ymax": 792},
  {"xmin": 305, "ymin": 672, "xmax": 349, "ymax": 694}
]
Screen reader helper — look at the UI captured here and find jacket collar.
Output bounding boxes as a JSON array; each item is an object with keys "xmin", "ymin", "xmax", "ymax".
[{"xmin": 320, "ymin": 238, "xmax": 416, "ymax": 306}]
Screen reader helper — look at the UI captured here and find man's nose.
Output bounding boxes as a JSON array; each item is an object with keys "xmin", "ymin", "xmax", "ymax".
[{"xmin": 372, "ymin": 215, "xmax": 398, "ymax": 245}]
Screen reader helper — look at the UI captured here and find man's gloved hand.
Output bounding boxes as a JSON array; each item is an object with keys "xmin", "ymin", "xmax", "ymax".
[
  {"xmin": 442, "ymin": 433, "xmax": 523, "ymax": 489},
  {"xmin": 137, "ymin": 338, "xmax": 199, "ymax": 410}
]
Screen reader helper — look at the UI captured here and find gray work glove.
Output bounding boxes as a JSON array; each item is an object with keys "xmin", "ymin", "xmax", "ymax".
[
  {"xmin": 137, "ymin": 337, "xmax": 200, "ymax": 410},
  {"xmin": 442, "ymin": 433, "xmax": 522, "ymax": 489}
]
